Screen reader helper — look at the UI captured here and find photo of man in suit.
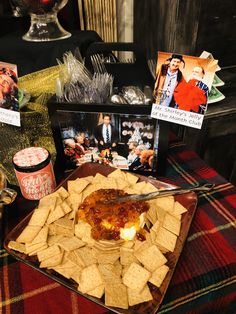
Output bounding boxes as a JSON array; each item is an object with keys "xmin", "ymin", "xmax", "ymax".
[{"xmin": 95, "ymin": 114, "xmax": 118, "ymax": 151}]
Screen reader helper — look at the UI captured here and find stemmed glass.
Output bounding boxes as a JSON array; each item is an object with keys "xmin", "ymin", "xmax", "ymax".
[{"xmin": 9, "ymin": 0, "xmax": 71, "ymax": 42}]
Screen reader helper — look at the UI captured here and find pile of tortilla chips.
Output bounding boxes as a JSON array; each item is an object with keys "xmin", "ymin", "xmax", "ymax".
[{"xmin": 8, "ymin": 169, "xmax": 187, "ymax": 310}]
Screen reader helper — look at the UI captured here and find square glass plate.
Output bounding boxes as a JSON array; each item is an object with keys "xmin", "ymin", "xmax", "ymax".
[{"xmin": 4, "ymin": 162, "xmax": 197, "ymax": 314}]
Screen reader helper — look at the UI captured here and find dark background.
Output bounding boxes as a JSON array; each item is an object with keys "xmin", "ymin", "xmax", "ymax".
[
  {"xmin": 1, "ymin": 0, "xmax": 236, "ymax": 67},
  {"xmin": 133, "ymin": 0, "xmax": 236, "ymax": 67},
  {"xmin": 0, "ymin": 0, "xmax": 81, "ymax": 36}
]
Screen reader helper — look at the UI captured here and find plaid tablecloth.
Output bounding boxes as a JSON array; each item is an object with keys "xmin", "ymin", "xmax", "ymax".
[{"xmin": 1, "ymin": 139, "xmax": 236, "ymax": 314}]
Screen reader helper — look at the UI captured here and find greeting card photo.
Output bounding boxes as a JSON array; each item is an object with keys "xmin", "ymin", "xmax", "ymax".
[
  {"xmin": 151, "ymin": 52, "xmax": 217, "ymax": 129},
  {"xmin": 0, "ymin": 61, "xmax": 20, "ymax": 127}
]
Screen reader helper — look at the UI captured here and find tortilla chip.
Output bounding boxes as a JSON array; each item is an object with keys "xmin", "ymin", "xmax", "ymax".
[
  {"xmin": 162, "ymin": 213, "xmax": 181, "ymax": 236},
  {"xmin": 54, "ymin": 217, "xmax": 74, "ymax": 230},
  {"xmin": 98, "ymin": 264, "xmax": 122, "ymax": 284},
  {"xmin": 121, "ymin": 241, "xmax": 134, "ymax": 249},
  {"xmin": 105, "ymin": 283, "xmax": 128, "ymax": 309},
  {"xmin": 26, "ymin": 242, "xmax": 46, "ymax": 253},
  {"xmin": 122, "ymin": 262, "xmax": 151, "ymax": 292},
  {"xmin": 39, "ymin": 252, "xmax": 63, "ymax": 268},
  {"xmin": 132, "ymin": 181, "xmax": 147, "ymax": 193},
  {"xmin": 115, "ymin": 177, "xmax": 129, "ymax": 190},
  {"xmin": 94, "ymin": 244, "xmax": 121, "ymax": 252},
  {"xmin": 134, "ymin": 238, "xmax": 152, "ymax": 253},
  {"xmin": 67, "ymin": 193, "xmax": 83, "ymax": 211},
  {"xmin": 128, "ymin": 284, "xmax": 153, "ymax": 306},
  {"xmin": 121, "ymin": 265, "xmax": 130, "ymax": 278},
  {"xmin": 47, "ymin": 235, "xmax": 64, "ymax": 246},
  {"xmin": 8, "ymin": 240, "xmax": 26, "ymax": 253},
  {"xmin": 120, "ymin": 247, "xmax": 138, "ymax": 266},
  {"xmin": 101, "ymin": 177, "xmax": 118, "ymax": 190},
  {"xmin": 74, "ymin": 246, "xmax": 97, "ymax": 267},
  {"xmin": 110, "ymin": 260, "xmax": 121, "ymax": 277},
  {"xmin": 31, "ymin": 226, "xmax": 48, "ymax": 245},
  {"xmin": 70, "ymin": 265, "xmax": 83, "ymax": 283},
  {"xmin": 82, "ymin": 184, "xmax": 101, "ymax": 200},
  {"xmin": 86, "ymin": 284, "xmax": 105, "ymax": 298},
  {"xmin": 125, "ymin": 172, "xmax": 139, "ymax": 185},
  {"xmin": 146, "ymin": 200, "xmax": 158, "ymax": 225},
  {"xmin": 98, "ymin": 239, "xmax": 124, "ymax": 246},
  {"xmin": 151, "ymin": 220, "xmax": 160, "ymax": 233},
  {"xmin": 155, "ymin": 227, "xmax": 177, "ymax": 252},
  {"xmin": 79, "ymin": 264, "xmax": 104, "ymax": 293},
  {"xmin": 53, "ymin": 260, "xmax": 77, "ymax": 279},
  {"xmin": 108, "ymin": 169, "xmax": 126, "ymax": 180},
  {"xmin": 143, "ymin": 182, "xmax": 158, "ymax": 193},
  {"xmin": 172, "ymin": 214, "xmax": 182, "ymax": 221},
  {"xmin": 28, "ymin": 208, "xmax": 50, "ymax": 227},
  {"xmin": 58, "ymin": 236, "xmax": 85, "ymax": 251},
  {"xmin": 82, "ymin": 175, "xmax": 94, "ymax": 183},
  {"xmin": 66, "ymin": 250, "xmax": 80, "ymax": 266},
  {"xmin": 38, "ymin": 194, "xmax": 57, "ymax": 210},
  {"xmin": 28, "ymin": 244, "xmax": 48, "ymax": 256},
  {"xmin": 155, "ymin": 196, "xmax": 175, "ymax": 213},
  {"xmin": 133, "ymin": 239, "xmax": 144, "ymax": 251},
  {"xmin": 95, "ymin": 250, "xmax": 120, "ymax": 265},
  {"xmin": 67, "ymin": 178, "xmax": 89, "ymax": 194},
  {"xmin": 74, "ymin": 221, "xmax": 92, "ymax": 239},
  {"xmin": 16, "ymin": 225, "xmax": 41, "ymax": 243},
  {"xmin": 149, "ymin": 264, "xmax": 169, "ymax": 288},
  {"xmin": 156, "ymin": 206, "xmax": 167, "ymax": 224},
  {"xmin": 48, "ymin": 223, "xmax": 57, "ymax": 236},
  {"xmin": 149, "ymin": 229, "xmax": 157, "ymax": 243},
  {"xmin": 93, "ymin": 173, "xmax": 107, "ymax": 183},
  {"xmin": 61, "ymin": 201, "xmax": 72, "ymax": 215},
  {"xmin": 52, "ymin": 224, "xmax": 74, "ymax": 237},
  {"xmin": 37, "ymin": 244, "xmax": 61, "ymax": 262},
  {"xmin": 47, "ymin": 205, "xmax": 65, "ymax": 224},
  {"xmin": 55, "ymin": 186, "xmax": 69, "ymax": 199},
  {"xmin": 134, "ymin": 244, "xmax": 167, "ymax": 272},
  {"xmin": 173, "ymin": 201, "xmax": 188, "ymax": 215}
]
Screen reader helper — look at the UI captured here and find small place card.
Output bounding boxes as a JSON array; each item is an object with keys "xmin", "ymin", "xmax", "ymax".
[
  {"xmin": 151, "ymin": 52, "xmax": 217, "ymax": 129},
  {"xmin": 0, "ymin": 61, "xmax": 20, "ymax": 127}
]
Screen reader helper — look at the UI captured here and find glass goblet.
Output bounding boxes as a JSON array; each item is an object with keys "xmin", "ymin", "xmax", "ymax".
[{"xmin": 10, "ymin": 0, "xmax": 71, "ymax": 42}]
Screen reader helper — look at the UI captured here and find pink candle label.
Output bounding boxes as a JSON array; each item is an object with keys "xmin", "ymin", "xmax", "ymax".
[
  {"xmin": 13, "ymin": 147, "xmax": 49, "ymax": 167},
  {"xmin": 14, "ymin": 160, "xmax": 56, "ymax": 200}
]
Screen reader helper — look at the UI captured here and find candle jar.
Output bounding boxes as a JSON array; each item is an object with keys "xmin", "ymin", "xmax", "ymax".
[{"xmin": 13, "ymin": 147, "xmax": 56, "ymax": 200}]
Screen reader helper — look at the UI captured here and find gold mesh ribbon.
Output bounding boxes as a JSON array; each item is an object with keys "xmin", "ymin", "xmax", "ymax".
[{"xmin": 0, "ymin": 66, "xmax": 60, "ymax": 185}]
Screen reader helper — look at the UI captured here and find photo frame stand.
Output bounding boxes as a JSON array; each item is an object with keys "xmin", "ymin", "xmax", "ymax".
[{"xmin": 47, "ymin": 100, "xmax": 169, "ymax": 182}]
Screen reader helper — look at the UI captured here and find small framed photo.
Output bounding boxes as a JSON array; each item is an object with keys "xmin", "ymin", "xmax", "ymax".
[
  {"xmin": 0, "ymin": 61, "xmax": 20, "ymax": 126},
  {"xmin": 47, "ymin": 100, "xmax": 169, "ymax": 179},
  {"xmin": 151, "ymin": 51, "xmax": 217, "ymax": 129}
]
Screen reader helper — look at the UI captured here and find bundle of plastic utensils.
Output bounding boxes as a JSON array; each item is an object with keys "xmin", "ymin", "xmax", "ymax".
[{"xmin": 55, "ymin": 51, "xmax": 113, "ymax": 104}]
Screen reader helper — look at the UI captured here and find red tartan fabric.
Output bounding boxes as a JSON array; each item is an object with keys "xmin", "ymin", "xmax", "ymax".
[
  {"xmin": 1, "ymin": 140, "xmax": 236, "ymax": 314},
  {"xmin": 18, "ymin": 263, "xmax": 106, "ymax": 314}
]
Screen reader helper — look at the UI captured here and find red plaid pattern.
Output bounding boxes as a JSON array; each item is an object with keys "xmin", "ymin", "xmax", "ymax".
[{"xmin": 1, "ymin": 139, "xmax": 235, "ymax": 313}]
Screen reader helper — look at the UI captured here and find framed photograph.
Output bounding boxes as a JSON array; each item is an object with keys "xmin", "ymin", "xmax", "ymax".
[
  {"xmin": 151, "ymin": 51, "xmax": 217, "ymax": 129},
  {"xmin": 47, "ymin": 100, "xmax": 169, "ymax": 180},
  {"xmin": 0, "ymin": 61, "xmax": 20, "ymax": 126}
]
